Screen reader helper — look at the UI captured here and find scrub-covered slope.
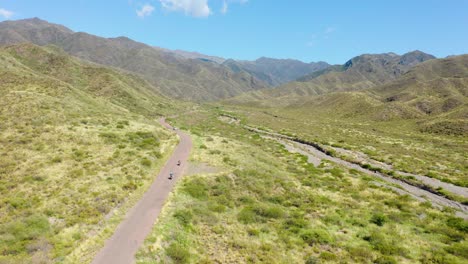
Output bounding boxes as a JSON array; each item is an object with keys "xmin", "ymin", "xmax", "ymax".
[{"xmin": 0, "ymin": 43, "xmax": 180, "ymax": 262}]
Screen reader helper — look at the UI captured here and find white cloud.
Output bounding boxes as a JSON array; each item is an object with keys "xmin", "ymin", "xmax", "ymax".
[
  {"xmin": 159, "ymin": 0, "xmax": 211, "ymax": 17},
  {"xmin": 221, "ymin": 1, "xmax": 228, "ymax": 14},
  {"xmin": 0, "ymin": 8, "xmax": 14, "ymax": 19},
  {"xmin": 306, "ymin": 27, "xmax": 337, "ymax": 48},
  {"xmin": 220, "ymin": 0, "xmax": 248, "ymax": 15},
  {"xmin": 325, "ymin": 27, "xmax": 336, "ymax": 34},
  {"xmin": 136, "ymin": 4, "xmax": 155, "ymax": 18}
]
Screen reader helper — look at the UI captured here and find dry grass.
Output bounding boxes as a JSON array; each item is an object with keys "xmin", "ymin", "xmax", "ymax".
[{"xmin": 136, "ymin": 110, "xmax": 467, "ymax": 263}]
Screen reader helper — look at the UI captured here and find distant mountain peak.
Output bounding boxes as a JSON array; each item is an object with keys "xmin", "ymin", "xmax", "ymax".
[{"xmin": 399, "ymin": 50, "xmax": 436, "ymax": 66}]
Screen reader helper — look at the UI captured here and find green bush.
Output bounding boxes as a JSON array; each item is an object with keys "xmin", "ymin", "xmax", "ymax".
[
  {"xmin": 51, "ymin": 156, "xmax": 62, "ymax": 163},
  {"xmin": 282, "ymin": 216, "xmax": 309, "ymax": 233},
  {"xmin": 126, "ymin": 131, "xmax": 160, "ymax": 149},
  {"xmin": 166, "ymin": 243, "xmax": 190, "ymax": 263},
  {"xmin": 0, "ymin": 215, "xmax": 50, "ymax": 255},
  {"xmin": 208, "ymin": 202, "xmax": 226, "ymax": 213},
  {"xmin": 247, "ymin": 228, "xmax": 260, "ymax": 236},
  {"xmin": 253, "ymin": 205, "xmax": 285, "ymax": 219},
  {"xmin": 305, "ymin": 256, "xmax": 319, "ymax": 264},
  {"xmin": 174, "ymin": 210, "xmax": 193, "ymax": 227},
  {"xmin": 209, "ymin": 149, "xmax": 221, "ymax": 155},
  {"xmin": 183, "ymin": 179, "xmax": 208, "ymax": 199},
  {"xmin": 7, "ymin": 196, "xmax": 30, "ymax": 209},
  {"xmin": 238, "ymin": 207, "xmax": 260, "ymax": 224},
  {"xmin": 370, "ymin": 213, "xmax": 387, "ymax": 226},
  {"xmin": 300, "ymin": 228, "xmax": 332, "ymax": 245},
  {"xmin": 374, "ymin": 255, "xmax": 397, "ymax": 264},
  {"xmin": 99, "ymin": 132, "xmax": 120, "ymax": 143},
  {"xmin": 364, "ymin": 232, "xmax": 405, "ymax": 256},
  {"xmin": 446, "ymin": 217, "xmax": 468, "ymax": 232},
  {"xmin": 445, "ymin": 241, "xmax": 468, "ymax": 258},
  {"xmin": 320, "ymin": 251, "xmax": 337, "ymax": 261},
  {"xmin": 140, "ymin": 158, "xmax": 152, "ymax": 167},
  {"xmin": 237, "ymin": 204, "xmax": 285, "ymax": 224},
  {"xmin": 122, "ymin": 181, "xmax": 137, "ymax": 190}
]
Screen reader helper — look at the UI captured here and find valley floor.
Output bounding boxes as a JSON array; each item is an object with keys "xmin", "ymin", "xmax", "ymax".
[{"xmin": 135, "ymin": 108, "xmax": 467, "ymax": 264}]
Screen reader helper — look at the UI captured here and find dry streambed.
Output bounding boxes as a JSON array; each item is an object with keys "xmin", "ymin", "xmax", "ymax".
[
  {"xmin": 273, "ymin": 137, "xmax": 467, "ymax": 219},
  {"xmin": 218, "ymin": 115, "xmax": 468, "ymax": 219}
]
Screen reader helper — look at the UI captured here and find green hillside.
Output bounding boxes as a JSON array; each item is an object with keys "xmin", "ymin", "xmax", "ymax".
[
  {"xmin": 221, "ymin": 55, "xmax": 468, "ymax": 186},
  {"xmin": 0, "ymin": 43, "xmax": 184, "ymax": 263},
  {"xmin": 136, "ymin": 108, "xmax": 468, "ymax": 264},
  {"xmin": 0, "ymin": 18, "xmax": 268, "ymax": 101},
  {"xmin": 264, "ymin": 51, "xmax": 435, "ymax": 97}
]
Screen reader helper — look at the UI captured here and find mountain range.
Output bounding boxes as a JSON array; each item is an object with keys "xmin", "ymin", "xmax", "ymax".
[
  {"xmin": 0, "ymin": 18, "xmax": 265, "ymax": 101},
  {"xmin": 1, "ymin": 17, "xmax": 465, "ymax": 128},
  {"xmin": 0, "ymin": 18, "xmax": 332, "ymax": 101},
  {"xmin": 268, "ymin": 50, "xmax": 436, "ymax": 97}
]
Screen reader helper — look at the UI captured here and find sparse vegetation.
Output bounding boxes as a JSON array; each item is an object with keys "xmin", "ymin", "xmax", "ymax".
[
  {"xmin": 136, "ymin": 110, "xmax": 467, "ymax": 263},
  {"xmin": 0, "ymin": 44, "xmax": 183, "ymax": 263}
]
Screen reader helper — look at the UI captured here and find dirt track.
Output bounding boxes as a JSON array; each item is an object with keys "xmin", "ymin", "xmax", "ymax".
[{"xmin": 91, "ymin": 118, "xmax": 192, "ymax": 264}]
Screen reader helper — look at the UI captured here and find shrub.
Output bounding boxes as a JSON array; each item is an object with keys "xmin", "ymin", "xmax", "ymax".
[
  {"xmin": 282, "ymin": 216, "xmax": 309, "ymax": 233},
  {"xmin": 208, "ymin": 203, "xmax": 226, "ymax": 213},
  {"xmin": 51, "ymin": 156, "xmax": 62, "ymax": 163},
  {"xmin": 305, "ymin": 256, "xmax": 319, "ymax": 264},
  {"xmin": 370, "ymin": 213, "xmax": 387, "ymax": 226},
  {"xmin": 419, "ymin": 249, "xmax": 458, "ymax": 264},
  {"xmin": 122, "ymin": 181, "xmax": 137, "ymax": 190},
  {"xmin": 99, "ymin": 132, "xmax": 120, "ymax": 143},
  {"xmin": 166, "ymin": 243, "xmax": 190, "ymax": 263},
  {"xmin": 348, "ymin": 245, "xmax": 374, "ymax": 261},
  {"xmin": 364, "ymin": 232, "xmax": 405, "ymax": 256},
  {"xmin": 0, "ymin": 215, "xmax": 50, "ymax": 255},
  {"xmin": 140, "ymin": 158, "xmax": 151, "ymax": 167},
  {"xmin": 7, "ymin": 197, "xmax": 30, "ymax": 209},
  {"xmin": 320, "ymin": 251, "xmax": 337, "ymax": 261},
  {"xmin": 445, "ymin": 241, "xmax": 468, "ymax": 258},
  {"xmin": 238, "ymin": 207, "xmax": 259, "ymax": 224},
  {"xmin": 72, "ymin": 149, "xmax": 88, "ymax": 161},
  {"xmin": 446, "ymin": 217, "xmax": 468, "ymax": 232},
  {"xmin": 247, "ymin": 228, "xmax": 259, "ymax": 236},
  {"xmin": 253, "ymin": 205, "xmax": 285, "ymax": 219},
  {"xmin": 183, "ymin": 179, "xmax": 208, "ymax": 199},
  {"xmin": 300, "ymin": 228, "xmax": 332, "ymax": 245},
  {"xmin": 328, "ymin": 167, "xmax": 344, "ymax": 178},
  {"xmin": 222, "ymin": 156, "xmax": 231, "ymax": 164},
  {"xmin": 126, "ymin": 131, "xmax": 160, "ymax": 149},
  {"xmin": 374, "ymin": 256, "xmax": 397, "ymax": 264},
  {"xmin": 174, "ymin": 210, "xmax": 193, "ymax": 227}
]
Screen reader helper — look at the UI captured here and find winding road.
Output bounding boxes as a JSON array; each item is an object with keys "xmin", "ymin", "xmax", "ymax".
[{"xmin": 92, "ymin": 117, "xmax": 192, "ymax": 264}]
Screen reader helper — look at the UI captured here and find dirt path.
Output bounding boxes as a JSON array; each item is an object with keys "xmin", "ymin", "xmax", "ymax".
[{"xmin": 92, "ymin": 118, "xmax": 192, "ymax": 264}]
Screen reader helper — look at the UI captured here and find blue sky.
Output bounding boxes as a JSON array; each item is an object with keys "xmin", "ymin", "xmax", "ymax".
[{"xmin": 1, "ymin": 0, "xmax": 467, "ymax": 64}]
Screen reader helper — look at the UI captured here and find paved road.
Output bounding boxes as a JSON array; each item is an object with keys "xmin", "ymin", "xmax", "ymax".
[{"xmin": 92, "ymin": 117, "xmax": 192, "ymax": 264}]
